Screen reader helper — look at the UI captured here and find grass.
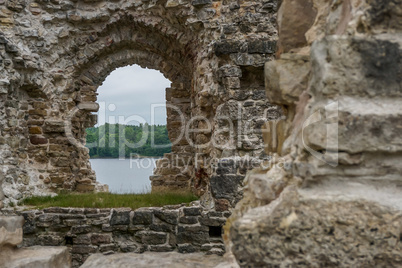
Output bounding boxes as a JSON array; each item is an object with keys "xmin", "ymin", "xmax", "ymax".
[{"xmin": 19, "ymin": 191, "xmax": 198, "ymax": 210}]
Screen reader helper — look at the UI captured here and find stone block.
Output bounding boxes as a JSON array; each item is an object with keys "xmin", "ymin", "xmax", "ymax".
[
  {"xmin": 176, "ymin": 230, "xmax": 209, "ymax": 245},
  {"xmin": 178, "ymin": 243, "xmax": 197, "ymax": 253},
  {"xmin": 248, "ymin": 40, "xmax": 276, "ymax": 54},
  {"xmin": 276, "ymin": 0, "xmax": 316, "ymax": 55},
  {"xmin": 110, "ymin": 209, "xmax": 130, "ymax": 225},
  {"xmin": 0, "ymin": 216, "xmax": 24, "ymax": 248},
  {"xmin": 149, "ymin": 223, "xmax": 175, "ymax": 233},
  {"xmin": 210, "ymin": 175, "xmax": 245, "ymax": 201},
  {"xmin": 149, "ymin": 245, "xmax": 175, "ymax": 252},
  {"xmin": 77, "ymin": 102, "xmax": 99, "ymax": 112},
  {"xmin": 132, "ymin": 210, "xmax": 153, "ymax": 225},
  {"xmin": 199, "ymin": 216, "xmax": 226, "ymax": 227},
  {"xmin": 265, "ymin": 54, "xmax": 310, "ymax": 105},
  {"xmin": 73, "ymin": 234, "xmax": 91, "ymax": 245},
  {"xmin": 99, "ymin": 243, "xmax": 117, "ymax": 252},
  {"xmin": 154, "ymin": 210, "xmax": 179, "ymax": 225},
  {"xmin": 37, "ymin": 234, "xmax": 64, "ymax": 246},
  {"xmin": 215, "ymin": 199, "xmax": 230, "ymax": 211},
  {"xmin": 179, "ymin": 216, "xmax": 199, "ymax": 224},
  {"xmin": 2, "ymin": 246, "xmax": 71, "ymax": 268},
  {"xmin": 28, "ymin": 127, "xmax": 42, "ymax": 134},
  {"xmin": 303, "ymin": 97, "xmax": 402, "ymax": 154},
  {"xmin": 43, "ymin": 120, "xmax": 65, "ymax": 133},
  {"xmin": 29, "ymin": 135, "xmax": 48, "ymax": 145},
  {"xmin": 214, "ymin": 40, "xmax": 242, "ymax": 56},
  {"xmin": 165, "ymin": 0, "xmax": 180, "ymax": 8},
  {"xmin": 90, "ymin": 234, "xmax": 111, "ymax": 245},
  {"xmin": 183, "ymin": 207, "xmax": 202, "ymax": 216},
  {"xmin": 71, "ymin": 225, "xmax": 92, "ymax": 234},
  {"xmin": 64, "ymin": 219, "xmax": 86, "ymax": 227},
  {"xmin": 43, "ymin": 208, "xmax": 70, "ymax": 214},
  {"xmin": 191, "ymin": 0, "xmax": 211, "ymax": 7},
  {"xmin": 138, "ymin": 231, "xmax": 167, "ymax": 245}
]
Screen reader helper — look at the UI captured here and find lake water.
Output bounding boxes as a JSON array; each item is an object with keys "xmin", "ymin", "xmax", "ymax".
[{"xmin": 90, "ymin": 158, "xmax": 157, "ymax": 194}]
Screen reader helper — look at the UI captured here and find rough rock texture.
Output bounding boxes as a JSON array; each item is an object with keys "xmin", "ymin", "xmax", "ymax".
[
  {"xmin": 0, "ymin": 216, "xmax": 24, "ymax": 247},
  {"xmin": 0, "ymin": 216, "xmax": 71, "ymax": 268},
  {"xmin": 226, "ymin": 0, "xmax": 402, "ymax": 267},
  {"xmin": 0, "ymin": 246, "xmax": 71, "ymax": 268},
  {"xmin": 81, "ymin": 252, "xmax": 224, "ymax": 268},
  {"xmin": 0, "ymin": 171, "xmax": 4, "ymax": 209},
  {"xmin": 3, "ymin": 204, "xmax": 229, "ymax": 267},
  {"xmin": 0, "ymin": 0, "xmax": 280, "ymax": 209}
]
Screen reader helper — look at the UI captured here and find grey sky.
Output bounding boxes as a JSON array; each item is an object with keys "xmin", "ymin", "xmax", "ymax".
[{"xmin": 95, "ymin": 65, "xmax": 171, "ymax": 126}]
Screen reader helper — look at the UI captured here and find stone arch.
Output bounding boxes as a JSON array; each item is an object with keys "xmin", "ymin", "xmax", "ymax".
[
  {"xmin": 0, "ymin": 0, "xmax": 279, "ymax": 209},
  {"xmin": 36, "ymin": 14, "xmax": 197, "ymax": 192}
]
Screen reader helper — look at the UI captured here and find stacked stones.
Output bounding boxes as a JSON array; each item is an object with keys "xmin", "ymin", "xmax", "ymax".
[
  {"xmin": 226, "ymin": 0, "xmax": 402, "ymax": 267},
  {"xmin": 151, "ymin": 82, "xmax": 194, "ymax": 191},
  {"xmin": 0, "ymin": 0, "xmax": 279, "ymax": 209},
  {"xmin": 8, "ymin": 204, "xmax": 229, "ymax": 267}
]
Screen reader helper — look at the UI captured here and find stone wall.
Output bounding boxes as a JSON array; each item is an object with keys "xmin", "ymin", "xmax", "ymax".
[
  {"xmin": 226, "ymin": 0, "xmax": 402, "ymax": 267},
  {"xmin": 0, "ymin": 0, "xmax": 280, "ymax": 209},
  {"xmin": 2, "ymin": 204, "xmax": 229, "ymax": 267}
]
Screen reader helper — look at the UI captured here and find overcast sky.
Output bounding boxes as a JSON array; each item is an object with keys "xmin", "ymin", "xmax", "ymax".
[{"xmin": 95, "ymin": 65, "xmax": 171, "ymax": 126}]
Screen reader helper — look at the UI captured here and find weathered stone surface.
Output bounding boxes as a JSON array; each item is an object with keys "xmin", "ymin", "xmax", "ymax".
[
  {"xmin": 0, "ymin": 246, "xmax": 71, "ymax": 268},
  {"xmin": 11, "ymin": 206, "xmax": 229, "ymax": 267},
  {"xmin": 90, "ymin": 233, "xmax": 111, "ymax": 245},
  {"xmin": 29, "ymin": 136, "xmax": 48, "ymax": 145},
  {"xmin": 0, "ymin": 172, "xmax": 4, "ymax": 209},
  {"xmin": 81, "ymin": 252, "xmax": 224, "ymax": 268},
  {"xmin": 265, "ymin": 54, "xmax": 310, "ymax": 105},
  {"xmin": 210, "ymin": 175, "xmax": 245, "ymax": 204},
  {"xmin": 132, "ymin": 210, "xmax": 153, "ymax": 225},
  {"xmin": 0, "ymin": 0, "xmax": 278, "ymax": 212},
  {"xmin": 191, "ymin": 0, "xmax": 212, "ymax": 7},
  {"xmin": 276, "ymin": 0, "xmax": 316, "ymax": 55},
  {"xmin": 183, "ymin": 206, "xmax": 202, "ymax": 216},
  {"xmin": 0, "ymin": 216, "xmax": 24, "ymax": 248},
  {"xmin": 231, "ymin": 187, "xmax": 402, "ymax": 267},
  {"xmin": 43, "ymin": 120, "xmax": 65, "ymax": 133},
  {"xmin": 225, "ymin": 0, "xmax": 402, "ymax": 267},
  {"xmin": 110, "ymin": 208, "xmax": 131, "ymax": 225},
  {"xmin": 138, "ymin": 231, "xmax": 167, "ymax": 245},
  {"xmin": 71, "ymin": 225, "xmax": 91, "ymax": 234},
  {"xmin": 154, "ymin": 209, "xmax": 179, "ymax": 225}
]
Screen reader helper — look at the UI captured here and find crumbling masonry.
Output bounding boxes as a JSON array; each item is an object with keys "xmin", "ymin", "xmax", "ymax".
[
  {"xmin": 0, "ymin": 0, "xmax": 279, "ymax": 208},
  {"xmin": 1, "ymin": 0, "xmax": 402, "ymax": 267}
]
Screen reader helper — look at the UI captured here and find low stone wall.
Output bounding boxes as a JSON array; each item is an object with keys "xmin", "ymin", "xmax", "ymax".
[{"xmin": 2, "ymin": 205, "xmax": 228, "ymax": 267}]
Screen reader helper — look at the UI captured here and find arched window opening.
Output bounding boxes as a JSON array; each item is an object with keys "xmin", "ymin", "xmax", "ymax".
[{"xmin": 85, "ymin": 65, "xmax": 172, "ymax": 193}]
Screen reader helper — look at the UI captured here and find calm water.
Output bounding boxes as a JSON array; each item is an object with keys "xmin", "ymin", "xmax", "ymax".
[{"xmin": 90, "ymin": 158, "xmax": 157, "ymax": 194}]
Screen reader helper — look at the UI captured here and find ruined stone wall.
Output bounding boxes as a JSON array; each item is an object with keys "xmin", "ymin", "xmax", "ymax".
[
  {"xmin": 0, "ymin": 0, "xmax": 279, "ymax": 207},
  {"xmin": 2, "ymin": 204, "xmax": 229, "ymax": 267},
  {"xmin": 226, "ymin": 0, "xmax": 402, "ymax": 266}
]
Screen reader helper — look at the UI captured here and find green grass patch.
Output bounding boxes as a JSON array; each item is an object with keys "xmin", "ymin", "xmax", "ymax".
[{"xmin": 19, "ymin": 192, "xmax": 198, "ymax": 210}]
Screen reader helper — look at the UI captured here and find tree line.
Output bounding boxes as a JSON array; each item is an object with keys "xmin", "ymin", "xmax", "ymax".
[{"xmin": 85, "ymin": 123, "xmax": 172, "ymax": 158}]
